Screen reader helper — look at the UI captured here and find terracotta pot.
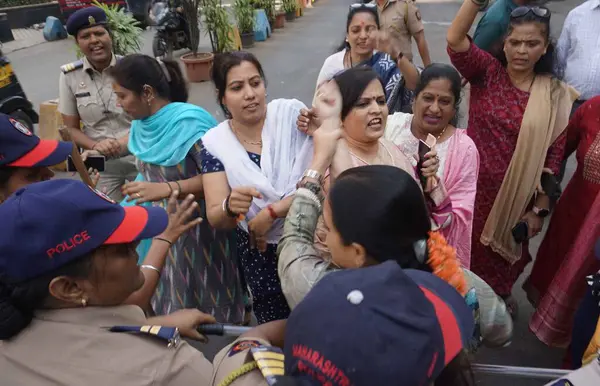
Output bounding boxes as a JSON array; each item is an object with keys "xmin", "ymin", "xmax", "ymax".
[
  {"xmin": 274, "ymin": 13, "xmax": 285, "ymax": 28},
  {"xmin": 181, "ymin": 52, "xmax": 214, "ymax": 83}
]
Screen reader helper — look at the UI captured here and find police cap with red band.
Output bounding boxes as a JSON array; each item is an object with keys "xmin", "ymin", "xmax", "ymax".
[
  {"xmin": 0, "ymin": 113, "xmax": 73, "ymax": 168},
  {"xmin": 284, "ymin": 260, "xmax": 475, "ymax": 385},
  {"xmin": 0, "ymin": 179, "xmax": 168, "ymax": 282}
]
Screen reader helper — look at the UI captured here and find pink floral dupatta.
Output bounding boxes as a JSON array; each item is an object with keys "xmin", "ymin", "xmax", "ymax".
[{"xmin": 442, "ymin": 129, "xmax": 480, "ymax": 268}]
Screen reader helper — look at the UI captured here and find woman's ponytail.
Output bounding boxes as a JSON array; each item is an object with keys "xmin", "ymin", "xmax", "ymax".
[{"xmin": 0, "ymin": 278, "xmax": 47, "ymax": 340}]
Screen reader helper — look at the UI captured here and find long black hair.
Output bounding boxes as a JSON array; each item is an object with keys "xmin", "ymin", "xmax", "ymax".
[
  {"xmin": 211, "ymin": 51, "xmax": 267, "ymax": 119},
  {"xmin": 328, "ymin": 165, "xmax": 432, "ymax": 271},
  {"xmin": 497, "ymin": 8, "xmax": 557, "ymax": 77},
  {"xmin": 333, "ymin": 66, "xmax": 385, "ymax": 120},
  {"xmin": 336, "ymin": 5, "xmax": 380, "ymax": 53},
  {"xmin": 0, "ymin": 253, "xmax": 94, "ymax": 340},
  {"xmin": 109, "ymin": 54, "xmax": 188, "ymax": 103}
]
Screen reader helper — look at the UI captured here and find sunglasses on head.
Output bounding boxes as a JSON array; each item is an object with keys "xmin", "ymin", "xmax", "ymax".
[
  {"xmin": 349, "ymin": 3, "xmax": 377, "ymax": 10},
  {"xmin": 510, "ymin": 6, "xmax": 551, "ymax": 20}
]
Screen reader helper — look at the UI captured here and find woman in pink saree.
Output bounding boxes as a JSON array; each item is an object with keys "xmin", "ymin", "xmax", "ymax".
[{"xmin": 385, "ymin": 64, "xmax": 480, "ymax": 268}]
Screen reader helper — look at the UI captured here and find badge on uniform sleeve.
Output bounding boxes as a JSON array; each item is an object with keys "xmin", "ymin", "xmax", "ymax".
[
  {"xmin": 251, "ymin": 346, "xmax": 285, "ymax": 385},
  {"xmin": 9, "ymin": 118, "xmax": 32, "ymax": 136},
  {"xmin": 415, "ymin": 9, "xmax": 422, "ymax": 21},
  {"xmin": 228, "ymin": 340, "xmax": 262, "ymax": 357}
]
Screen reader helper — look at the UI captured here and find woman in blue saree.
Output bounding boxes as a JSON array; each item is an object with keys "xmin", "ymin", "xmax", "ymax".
[
  {"xmin": 315, "ymin": 3, "xmax": 419, "ymax": 113},
  {"xmin": 110, "ymin": 54, "xmax": 245, "ymax": 323}
]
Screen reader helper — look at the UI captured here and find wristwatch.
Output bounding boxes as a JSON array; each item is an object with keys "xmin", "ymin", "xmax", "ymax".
[{"xmin": 532, "ymin": 206, "xmax": 550, "ymax": 218}]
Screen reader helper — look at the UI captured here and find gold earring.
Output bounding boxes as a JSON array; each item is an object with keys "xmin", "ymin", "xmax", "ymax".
[{"xmin": 81, "ymin": 298, "xmax": 88, "ymax": 307}]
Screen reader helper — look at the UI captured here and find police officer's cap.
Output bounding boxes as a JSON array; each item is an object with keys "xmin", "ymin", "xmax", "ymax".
[{"xmin": 66, "ymin": 7, "xmax": 108, "ymax": 37}]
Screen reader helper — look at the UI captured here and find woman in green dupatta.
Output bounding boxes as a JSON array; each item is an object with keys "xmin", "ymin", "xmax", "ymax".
[{"xmin": 108, "ymin": 54, "xmax": 245, "ymax": 323}]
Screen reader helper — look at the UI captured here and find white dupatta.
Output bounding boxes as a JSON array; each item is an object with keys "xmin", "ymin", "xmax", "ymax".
[{"xmin": 202, "ymin": 98, "xmax": 313, "ymax": 243}]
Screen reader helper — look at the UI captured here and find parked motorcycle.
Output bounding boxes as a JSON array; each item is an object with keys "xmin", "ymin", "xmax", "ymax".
[{"xmin": 150, "ymin": 0, "xmax": 190, "ymax": 59}]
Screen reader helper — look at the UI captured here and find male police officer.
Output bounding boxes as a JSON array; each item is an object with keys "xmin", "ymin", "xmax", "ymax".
[
  {"xmin": 371, "ymin": 0, "xmax": 431, "ymax": 66},
  {"xmin": 59, "ymin": 7, "xmax": 137, "ymax": 201}
]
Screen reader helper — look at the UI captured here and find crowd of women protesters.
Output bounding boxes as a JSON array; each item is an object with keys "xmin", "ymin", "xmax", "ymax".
[{"xmin": 0, "ymin": 0, "xmax": 599, "ymax": 384}]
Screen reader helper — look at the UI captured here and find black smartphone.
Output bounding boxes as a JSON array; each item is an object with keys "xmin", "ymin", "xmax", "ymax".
[
  {"xmin": 67, "ymin": 155, "xmax": 106, "ymax": 172},
  {"xmin": 416, "ymin": 140, "xmax": 431, "ymax": 187},
  {"xmin": 512, "ymin": 221, "xmax": 529, "ymax": 244},
  {"xmin": 541, "ymin": 172, "xmax": 561, "ymax": 206}
]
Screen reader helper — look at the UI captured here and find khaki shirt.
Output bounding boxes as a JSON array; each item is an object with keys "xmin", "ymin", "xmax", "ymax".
[
  {"xmin": 544, "ymin": 358, "xmax": 600, "ymax": 385},
  {"xmin": 372, "ymin": 0, "xmax": 424, "ymax": 62},
  {"xmin": 58, "ymin": 54, "xmax": 131, "ymax": 141},
  {"xmin": 211, "ymin": 337, "xmax": 271, "ymax": 385},
  {"xmin": 0, "ymin": 305, "xmax": 213, "ymax": 386}
]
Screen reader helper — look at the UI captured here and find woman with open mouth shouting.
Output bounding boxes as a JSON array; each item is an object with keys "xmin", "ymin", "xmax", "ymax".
[
  {"xmin": 200, "ymin": 52, "xmax": 313, "ymax": 325},
  {"xmin": 302, "ymin": 67, "xmax": 448, "ymax": 260},
  {"xmin": 298, "ymin": 67, "xmax": 448, "ymax": 258}
]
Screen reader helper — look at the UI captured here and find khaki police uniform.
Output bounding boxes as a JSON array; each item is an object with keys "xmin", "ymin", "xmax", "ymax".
[
  {"xmin": 372, "ymin": 0, "xmax": 424, "ymax": 62},
  {"xmin": 0, "ymin": 305, "xmax": 213, "ymax": 385},
  {"xmin": 212, "ymin": 337, "xmax": 285, "ymax": 385},
  {"xmin": 59, "ymin": 54, "xmax": 137, "ymax": 201}
]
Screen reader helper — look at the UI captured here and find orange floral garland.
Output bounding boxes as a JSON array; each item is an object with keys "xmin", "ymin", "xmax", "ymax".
[{"xmin": 427, "ymin": 231, "xmax": 467, "ymax": 296}]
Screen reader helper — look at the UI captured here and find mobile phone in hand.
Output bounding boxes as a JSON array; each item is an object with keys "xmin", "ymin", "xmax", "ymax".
[
  {"xmin": 416, "ymin": 134, "xmax": 437, "ymax": 186},
  {"xmin": 512, "ymin": 221, "xmax": 529, "ymax": 244},
  {"xmin": 67, "ymin": 155, "xmax": 106, "ymax": 173}
]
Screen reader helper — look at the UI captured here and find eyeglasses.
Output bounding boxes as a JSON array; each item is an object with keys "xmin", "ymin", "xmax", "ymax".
[
  {"xmin": 510, "ymin": 6, "xmax": 551, "ymax": 20},
  {"xmin": 349, "ymin": 3, "xmax": 377, "ymax": 10}
]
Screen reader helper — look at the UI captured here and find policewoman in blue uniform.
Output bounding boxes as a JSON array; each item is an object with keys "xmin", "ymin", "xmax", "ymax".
[
  {"xmin": 0, "ymin": 179, "xmax": 215, "ymax": 385},
  {"xmin": 59, "ymin": 7, "xmax": 137, "ymax": 202}
]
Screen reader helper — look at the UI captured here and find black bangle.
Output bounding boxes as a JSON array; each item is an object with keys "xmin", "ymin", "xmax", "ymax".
[
  {"xmin": 174, "ymin": 180, "xmax": 182, "ymax": 194},
  {"xmin": 165, "ymin": 182, "xmax": 174, "ymax": 196},
  {"xmin": 396, "ymin": 51, "xmax": 404, "ymax": 62},
  {"xmin": 154, "ymin": 237, "xmax": 173, "ymax": 246},
  {"xmin": 225, "ymin": 194, "xmax": 238, "ymax": 218}
]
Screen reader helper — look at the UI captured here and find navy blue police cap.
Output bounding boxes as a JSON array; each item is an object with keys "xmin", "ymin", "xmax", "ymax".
[{"xmin": 66, "ymin": 7, "xmax": 108, "ymax": 37}]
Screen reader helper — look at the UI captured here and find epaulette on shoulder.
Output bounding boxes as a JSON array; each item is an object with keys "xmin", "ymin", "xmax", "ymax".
[{"xmin": 60, "ymin": 60, "xmax": 84, "ymax": 74}]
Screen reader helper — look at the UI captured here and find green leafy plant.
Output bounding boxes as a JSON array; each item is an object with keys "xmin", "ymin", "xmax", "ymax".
[
  {"xmin": 282, "ymin": 0, "xmax": 297, "ymax": 14},
  {"xmin": 234, "ymin": 0, "xmax": 255, "ymax": 34},
  {"xmin": 181, "ymin": 0, "xmax": 202, "ymax": 55},
  {"xmin": 75, "ymin": 1, "xmax": 143, "ymax": 58},
  {"xmin": 202, "ymin": 0, "xmax": 235, "ymax": 53}
]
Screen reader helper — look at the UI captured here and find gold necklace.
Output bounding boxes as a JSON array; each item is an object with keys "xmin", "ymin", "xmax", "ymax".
[
  {"xmin": 230, "ymin": 120, "xmax": 262, "ymax": 146},
  {"xmin": 436, "ymin": 125, "xmax": 448, "ymax": 140}
]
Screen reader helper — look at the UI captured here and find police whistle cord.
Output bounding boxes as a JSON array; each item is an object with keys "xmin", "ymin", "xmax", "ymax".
[
  {"xmin": 472, "ymin": 364, "xmax": 569, "ymax": 380},
  {"xmin": 197, "ymin": 324, "xmax": 251, "ymax": 336}
]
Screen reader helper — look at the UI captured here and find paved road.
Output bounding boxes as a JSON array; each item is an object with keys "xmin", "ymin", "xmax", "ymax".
[{"xmin": 6, "ymin": 0, "xmax": 586, "ymax": 383}]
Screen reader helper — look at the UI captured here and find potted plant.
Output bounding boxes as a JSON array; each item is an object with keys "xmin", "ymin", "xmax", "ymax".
[
  {"xmin": 283, "ymin": 0, "xmax": 297, "ymax": 21},
  {"xmin": 273, "ymin": 10, "xmax": 285, "ymax": 29},
  {"xmin": 204, "ymin": 0, "xmax": 236, "ymax": 53},
  {"xmin": 234, "ymin": 0, "xmax": 255, "ymax": 48},
  {"xmin": 75, "ymin": 1, "xmax": 143, "ymax": 58},
  {"xmin": 180, "ymin": 0, "xmax": 212, "ymax": 82}
]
